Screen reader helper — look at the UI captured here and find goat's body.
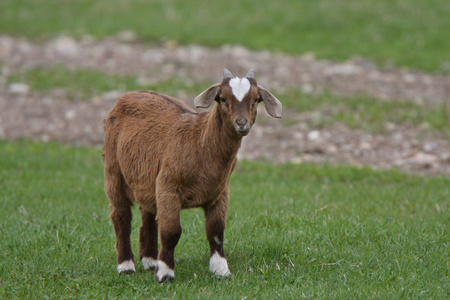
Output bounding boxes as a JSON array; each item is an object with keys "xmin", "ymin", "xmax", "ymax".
[
  {"xmin": 103, "ymin": 90, "xmax": 241, "ymax": 281},
  {"xmin": 104, "ymin": 91, "xmax": 240, "ymax": 213},
  {"xmin": 103, "ymin": 69, "xmax": 281, "ymax": 283}
]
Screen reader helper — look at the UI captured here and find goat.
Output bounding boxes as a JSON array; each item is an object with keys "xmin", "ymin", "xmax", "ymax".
[{"xmin": 102, "ymin": 69, "xmax": 282, "ymax": 283}]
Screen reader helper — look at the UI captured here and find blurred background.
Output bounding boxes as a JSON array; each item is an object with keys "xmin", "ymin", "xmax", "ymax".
[
  {"xmin": 1, "ymin": 2, "xmax": 449, "ymax": 298},
  {"xmin": 0, "ymin": 0, "xmax": 449, "ymax": 175}
]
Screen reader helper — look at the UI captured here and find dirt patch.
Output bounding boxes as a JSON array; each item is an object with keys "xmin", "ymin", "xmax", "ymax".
[{"xmin": 1, "ymin": 35, "xmax": 449, "ymax": 175}]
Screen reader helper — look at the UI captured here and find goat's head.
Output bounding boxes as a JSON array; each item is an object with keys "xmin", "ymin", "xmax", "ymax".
[{"xmin": 194, "ymin": 69, "xmax": 282, "ymax": 137}]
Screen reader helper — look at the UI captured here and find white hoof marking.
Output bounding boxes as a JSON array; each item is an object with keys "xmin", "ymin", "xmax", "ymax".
[
  {"xmin": 210, "ymin": 251, "xmax": 231, "ymax": 277},
  {"xmin": 141, "ymin": 257, "xmax": 157, "ymax": 270},
  {"xmin": 117, "ymin": 260, "xmax": 135, "ymax": 274},
  {"xmin": 156, "ymin": 260, "xmax": 175, "ymax": 282},
  {"xmin": 214, "ymin": 235, "xmax": 222, "ymax": 245}
]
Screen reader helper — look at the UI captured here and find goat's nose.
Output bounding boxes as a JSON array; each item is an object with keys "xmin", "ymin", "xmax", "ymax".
[{"xmin": 236, "ymin": 119, "xmax": 248, "ymax": 126}]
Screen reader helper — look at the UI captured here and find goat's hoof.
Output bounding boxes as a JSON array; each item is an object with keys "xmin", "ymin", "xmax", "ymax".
[
  {"xmin": 141, "ymin": 257, "xmax": 157, "ymax": 270},
  {"xmin": 209, "ymin": 252, "xmax": 231, "ymax": 278},
  {"xmin": 156, "ymin": 273, "xmax": 175, "ymax": 283},
  {"xmin": 213, "ymin": 270, "xmax": 232, "ymax": 279},
  {"xmin": 117, "ymin": 260, "xmax": 136, "ymax": 274},
  {"xmin": 155, "ymin": 260, "xmax": 175, "ymax": 283}
]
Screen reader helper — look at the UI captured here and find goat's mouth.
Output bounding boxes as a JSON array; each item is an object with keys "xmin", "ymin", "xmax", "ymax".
[{"xmin": 235, "ymin": 126, "xmax": 250, "ymax": 136}]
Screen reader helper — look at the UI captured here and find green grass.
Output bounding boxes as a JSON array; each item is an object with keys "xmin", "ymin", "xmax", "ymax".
[
  {"xmin": 0, "ymin": 140, "xmax": 448, "ymax": 298},
  {"xmin": 1, "ymin": 0, "xmax": 449, "ymax": 72}
]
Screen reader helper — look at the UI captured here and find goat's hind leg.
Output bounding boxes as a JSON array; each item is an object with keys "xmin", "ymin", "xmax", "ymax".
[
  {"xmin": 110, "ymin": 203, "xmax": 135, "ymax": 274},
  {"xmin": 139, "ymin": 207, "xmax": 158, "ymax": 270},
  {"xmin": 105, "ymin": 171, "xmax": 135, "ymax": 274}
]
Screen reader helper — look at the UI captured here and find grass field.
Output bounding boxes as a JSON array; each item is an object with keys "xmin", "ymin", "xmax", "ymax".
[
  {"xmin": 1, "ymin": 0, "xmax": 449, "ymax": 72},
  {"xmin": 1, "ymin": 0, "xmax": 449, "ymax": 298},
  {"xmin": 0, "ymin": 140, "xmax": 448, "ymax": 298}
]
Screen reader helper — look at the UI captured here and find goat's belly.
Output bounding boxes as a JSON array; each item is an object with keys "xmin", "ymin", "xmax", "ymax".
[
  {"xmin": 136, "ymin": 194, "xmax": 157, "ymax": 213},
  {"xmin": 180, "ymin": 197, "xmax": 207, "ymax": 209},
  {"xmin": 178, "ymin": 186, "xmax": 224, "ymax": 209},
  {"xmin": 130, "ymin": 186, "xmax": 157, "ymax": 213}
]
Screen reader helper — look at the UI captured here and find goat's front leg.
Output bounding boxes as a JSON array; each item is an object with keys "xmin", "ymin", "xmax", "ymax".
[
  {"xmin": 204, "ymin": 192, "xmax": 231, "ymax": 277},
  {"xmin": 155, "ymin": 192, "xmax": 182, "ymax": 283}
]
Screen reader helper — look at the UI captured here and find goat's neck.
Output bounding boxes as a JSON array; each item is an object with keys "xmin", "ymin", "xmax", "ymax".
[{"xmin": 201, "ymin": 105, "xmax": 242, "ymax": 165}]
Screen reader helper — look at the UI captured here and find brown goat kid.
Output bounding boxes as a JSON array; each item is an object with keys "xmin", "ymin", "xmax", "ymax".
[{"xmin": 102, "ymin": 69, "xmax": 282, "ymax": 283}]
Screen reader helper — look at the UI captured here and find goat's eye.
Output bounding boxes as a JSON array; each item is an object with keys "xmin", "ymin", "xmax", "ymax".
[{"xmin": 220, "ymin": 97, "xmax": 227, "ymax": 103}]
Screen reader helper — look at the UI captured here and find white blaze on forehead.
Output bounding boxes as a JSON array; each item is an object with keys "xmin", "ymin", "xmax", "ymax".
[{"xmin": 229, "ymin": 77, "xmax": 251, "ymax": 102}]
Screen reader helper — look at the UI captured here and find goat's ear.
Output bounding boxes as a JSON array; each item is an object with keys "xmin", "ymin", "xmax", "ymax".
[
  {"xmin": 194, "ymin": 83, "xmax": 221, "ymax": 108},
  {"xmin": 259, "ymin": 87, "xmax": 282, "ymax": 118}
]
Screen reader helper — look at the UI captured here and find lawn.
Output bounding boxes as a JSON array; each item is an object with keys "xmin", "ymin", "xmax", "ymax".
[
  {"xmin": 0, "ymin": 140, "xmax": 448, "ymax": 298},
  {"xmin": 1, "ymin": 0, "xmax": 449, "ymax": 298},
  {"xmin": 1, "ymin": 0, "xmax": 449, "ymax": 72}
]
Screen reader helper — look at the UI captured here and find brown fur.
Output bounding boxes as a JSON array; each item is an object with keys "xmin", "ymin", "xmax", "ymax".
[{"xmin": 103, "ymin": 70, "xmax": 281, "ymax": 282}]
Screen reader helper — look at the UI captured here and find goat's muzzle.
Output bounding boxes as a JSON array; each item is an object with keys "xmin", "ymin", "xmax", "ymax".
[{"xmin": 234, "ymin": 118, "xmax": 250, "ymax": 136}]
